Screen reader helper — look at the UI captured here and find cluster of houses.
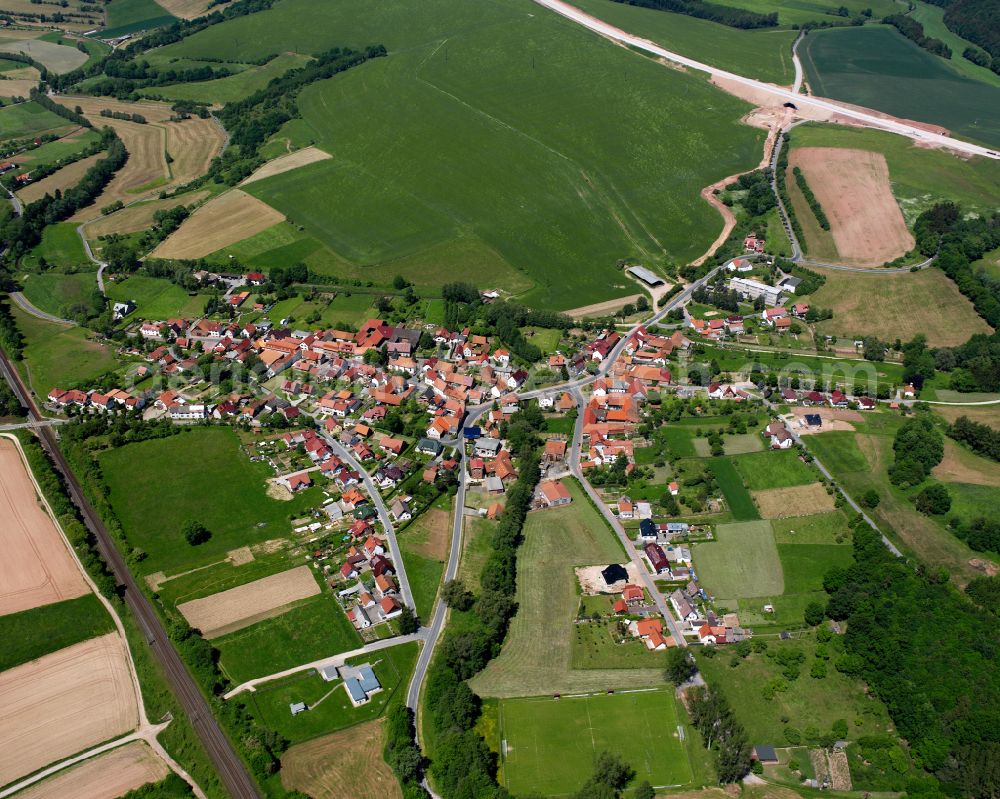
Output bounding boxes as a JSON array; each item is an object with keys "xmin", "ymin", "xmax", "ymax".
[
  {"xmin": 771, "ymin": 387, "xmax": 877, "ymax": 410},
  {"xmin": 47, "ymin": 386, "xmax": 143, "ymax": 412},
  {"xmin": 335, "ymin": 534, "xmax": 404, "ymax": 630},
  {"xmin": 689, "ymin": 303, "xmax": 810, "ymax": 340}
]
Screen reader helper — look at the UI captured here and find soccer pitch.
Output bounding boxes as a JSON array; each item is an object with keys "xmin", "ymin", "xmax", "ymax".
[{"xmin": 498, "ymin": 690, "xmax": 692, "ymax": 796}]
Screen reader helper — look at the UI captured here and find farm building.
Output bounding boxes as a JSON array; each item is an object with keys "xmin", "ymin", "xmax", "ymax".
[{"xmin": 626, "ymin": 265, "xmax": 665, "ymax": 287}]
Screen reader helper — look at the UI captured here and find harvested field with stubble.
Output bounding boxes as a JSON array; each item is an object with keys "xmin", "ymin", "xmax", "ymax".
[
  {"xmin": 752, "ymin": 483, "xmax": 836, "ymax": 519},
  {"xmin": 241, "ymin": 145, "xmax": 331, "ymax": 186},
  {"xmin": 0, "ymin": 438, "xmax": 89, "ymax": 616},
  {"xmin": 0, "ymin": 633, "xmax": 138, "ymax": 784},
  {"xmin": 83, "ymin": 189, "xmax": 210, "ymax": 238},
  {"xmin": 152, "ymin": 189, "xmax": 285, "ymax": 258},
  {"xmin": 0, "ymin": 39, "xmax": 87, "ymax": 73},
  {"xmin": 14, "ymin": 741, "xmax": 168, "ymax": 799},
  {"xmin": 155, "ymin": 0, "xmax": 213, "ymax": 18},
  {"xmin": 177, "ymin": 564, "xmax": 320, "ymax": 638},
  {"xmin": 932, "ymin": 439, "xmax": 1000, "ymax": 488},
  {"xmin": 790, "ymin": 147, "xmax": 913, "ymax": 266},
  {"xmin": 52, "ymin": 96, "xmax": 224, "ymax": 218},
  {"xmin": 280, "ymin": 718, "xmax": 401, "ymax": 799},
  {"xmin": 17, "ymin": 153, "xmax": 102, "ymax": 204}
]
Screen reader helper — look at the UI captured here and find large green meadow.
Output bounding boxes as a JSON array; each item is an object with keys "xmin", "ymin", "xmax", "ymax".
[
  {"xmin": 0, "ymin": 102, "xmax": 73, "ymax": 142},
  {"xmin": 800, "ymin": 26, "xmax": 1000, "ymax": 148},
  {"xmin": 145, "ymin": 53, "xmax": 312, "ymax": 105},
  {"xmin": 98, "ymin": 427, "xmax": 327, "ymax": 574},
  {"xmin": 567, "ymin": 0, "xmax": 797, "ymax": 84},
  {"xmin": 154, "ymin": 0, "xmax": 762, "ymax": 309},
  {"xmin": 499, "ymin": 690, "xmax": 691, "ymax": 795}
]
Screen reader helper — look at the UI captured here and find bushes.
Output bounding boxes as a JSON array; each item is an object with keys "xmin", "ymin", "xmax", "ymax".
[
  {"xmin": 948, "ymin": 415, "xmax": 1000, "ymax": 462},
  {"xmin": 884, "ymin": 14, "xmax": 952, "ymax": 58},
  {"xmin": 825, "ymin": 516, "xmax": 1000, "ymax": 794},
  {"xmin": 0, "ymin": 296, "xmax": 25, "ymax": 360},
  {"xmin": 888, "ymin": 415, "xmax": 943, "ymax": 488},
  {"xmin": 775, "ymin": 134, "xmax": 807, "ymax": 254},
  {"xmin": 384, "ymin": 705, "xmax": 429, "ymax": 796},
  {"xmin": 613, "ymin": 0, "xmax": 778, "ymax": 28},
  {"xmin": 687, "ymin": 686, "xmax": 752, "ymax": 782},
  {"xmin": 792, "ymin": 166, "xmax": 830, "ymax": 230}
]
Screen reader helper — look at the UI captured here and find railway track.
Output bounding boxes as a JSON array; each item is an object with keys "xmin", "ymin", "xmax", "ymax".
[{"xmin": 0, "ymin": 345, "xmax": 259, "ymax": 799}]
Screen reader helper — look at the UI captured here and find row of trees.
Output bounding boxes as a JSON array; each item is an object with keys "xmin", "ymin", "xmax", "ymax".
[
  {"xmin": 0, "ymin": 133, "xmax": 127, "ymax": 259},
  {"xmin": 926, "ymin": 0, "xmax": 1000, "ymax": 75},
  {"xmin": 775, "ymin": 135, "xmax": 807, "ymax": 254},
  {"xmin": 884, "ymin": 13, "xmax": 953, "ymax": 58},
  {"xmin": 1, "ymin": 125, "xmax": 114, "ymax": 193},
  {"xmin": 613, "ymin": 0, "xmax": 778, "ymax": 28},
  {"xmin": 213, "ymin": 45, "xmax": 385, "ymax": 185},
  {"xmin": 948, "ymin": 415, "xmax": 1000, "ymax": 462},
  {"xmin": 792, "ymin": 165, "xmax": 830, "ymax": 230},
  {"xmin": 824, "ymin": 517, "xmax": 1000, "ymax": 798},
  {"xmin": 687, "ymin": 686, "xmax": 753, "ymax": 782},
  {"xmin": 420, "ymin": 410, "xmax": 544, "ymax": 798}
]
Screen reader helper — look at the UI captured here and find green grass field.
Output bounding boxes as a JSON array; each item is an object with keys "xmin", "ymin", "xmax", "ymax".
[
  {"xmin": 908, "ymin": 1, "xmax": 1000, "ymax": 88},
  {"xmin": 470, "ymin": 479, "xmax": 663, "ymax": 698},
  {"xmin": 946, "ymin": 482, "xmax": 1000, "ymax": 522},
  {"xmin": 102, "ymin": 0, "xmax": 176, "ymax": 38},
  {"xmin": 722, "ymin": 0, "xmax": 898, "ymax": 27},
  {"xmin": 707, "ymin": 457, "xmax": 759, "ymax": 520},
  {"xmin": 11, "ymin": 304, "xmax": 116, "ymax": 395},
  {"xmin": 21, "ymin": 271, "xmax": 96, "ymax": 317},
  {"xmin": 499, "ymin": 690, "xmax": 691, "ymax": 795},
  {"xmin": 98, "ymin": 427, "xmax": 327, "ymax": 574},
  {"xmin": 147, "ymin": 53, "xmax": 313, "ymax": 105},
  {"xmin": 800, "ymin": 26, "xmax": 1000, "ymax": 148},
  {"xmin": 734, "ymin": 450, "xmax": 816, "ymax": 490},
  {"xmin": 566, "ymin": 0, "xmax": 796, "ymax": 84},
  {"xmin": 22, "ymin": 223, "xmax": 91, "ymax": 270},
  {"xmin": 215, "ymin": 593, "xmax": 361, "ymax": 685},
  {"xmin": 192, "ymin": 0, "xmax": 764, "ymax": 309},
  {"xmin": 695, "ymin": 636, "xmax": 894, "ymax": 744},
  {"xmin": 398, "ymin": 545, "xmax": 443, "ymax": 623},
  {"xmin": 777, "ymin": 543, "xmax": 853, "ymax": 594},
  {"xmin": 106, "ymin": 275, "xmax": 208, "ymax": 320},
  {"xmin": 0, "ymin": 594, "xmax": 114, "ymax": 671},
  {"xmin": 692, "ymin": 520, "xmax": 783, "ymax": 599},
  {"xmin": 0, "ymin": 101, "xmax": 73, "ymax": 142},
  {"xmin": 458, "ymin": 516, "xmax": 495, "ymax": 594},
  {"xmin": 14, "ymin": 130, "xmax": 102, "ymax": 168},
  {"xmin": 771, "ymin": 510, "xmax": 852, "ymax": 544},
  {"xmin": 246, "ymin": 642, "xmax": 417, "ymax": 743}
]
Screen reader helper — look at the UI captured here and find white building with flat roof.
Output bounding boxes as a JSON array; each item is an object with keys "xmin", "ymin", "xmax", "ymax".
[{"xmin": 728, "ymin": 277, "xmax": 782, "ymax": 306}]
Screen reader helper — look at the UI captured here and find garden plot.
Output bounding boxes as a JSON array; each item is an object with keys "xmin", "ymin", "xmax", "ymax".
[{"xmin": 177, "ymin": 564, "xmax": 321, "ymax": 638}]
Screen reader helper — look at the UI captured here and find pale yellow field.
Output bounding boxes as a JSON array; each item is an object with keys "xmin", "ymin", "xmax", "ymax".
[
  {"xmin": 17, "ymin": 153, "xmax": 102, "ymax": 204},
  {"xmin": 281, "ymin": 719, "xmax": 402, "ymax": 799},
  {"xmin": 13, "ymin": 741, "xmax": 168, "ymax": 799},
  {"xmin": 51, "ymin": 96, "xmax": 224, "ymax": 219},
  {"xmin": 154, "ymin": 0, "xmax": 213, "ymax": 18},
  {"xmin": 241, "ymin": 145, "xmax": 332, "ymax": 186},
  {"xmin": 152, "ymin": 189, "xmax": 285, "ymax": 259},
  {"xmin": 83, "ymin": 189, "xmax": 210, "ymax": 238},
  {"xmin": 0, "ymin": 633, "xmax": 138, "ymax": 785},
  {"xmin": 0, "ymin": 39, "xmax": 87, "ymax": 73},
  {"xmin": 177, "ymin": 565, "xmax": 320, "ymax": 637},
  {"xmin": 0, "ymin": 438, "xmax": 89, "ymax": 617},
  {"xmin": 752, "ymin": 483, "xmax": 836, "ymax": 519},
  {"xmin": 0, "ymin": 77, "xmax": 40, "ymax": 98}
]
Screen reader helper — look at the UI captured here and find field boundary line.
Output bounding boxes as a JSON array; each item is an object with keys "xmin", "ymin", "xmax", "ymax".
[{"xmin": 0, "ymin": 433, "xmax": 207, "ymax": 799}]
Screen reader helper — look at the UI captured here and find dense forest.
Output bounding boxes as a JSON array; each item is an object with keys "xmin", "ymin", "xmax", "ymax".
[
  {"xmin": 610, "ymin": 0, "xmax": 778, "ymax": 28},
  {"xmin": 824, "ymin": 519, "xmax": 1000, "ymax": 799},
  {"xmin": 925, "ymin": 0, "xmax": 1000, "ymax": 73}
]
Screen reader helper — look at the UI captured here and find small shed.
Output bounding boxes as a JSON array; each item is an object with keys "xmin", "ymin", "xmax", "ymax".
[
  {"xmin": 753, "ymin": 744, "xmax": 778, "ymax": 764},
  {"xmin": 289, "ymin": 702, "xmax": 307, "ymax": 716}
]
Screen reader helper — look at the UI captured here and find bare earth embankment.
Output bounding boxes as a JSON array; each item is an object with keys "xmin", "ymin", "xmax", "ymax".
[
  {"xmin": 177, "ymin": 564, "xmax": 320, "ymax": 638},
  {"xmin": 0, "ymin": 437, "xmax": 89, "ymax": 616},
  {"xmin": 241, "ymin": 145, "xmax": 332, "ymax": 186},
  {"xmin": 790, "ymin": 147, "xmax": 914, "ymax": 266},
  {"xmin": 0, "ymin": 632, "xmax": 139, "ymax": 784}
]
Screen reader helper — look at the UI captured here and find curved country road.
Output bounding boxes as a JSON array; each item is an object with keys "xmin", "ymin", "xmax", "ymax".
[
  {"xmin": 535, "ymin": 0, "xmax": 1000, "ymax": 160},
  {"xmin": 0, "ymin": 349, "xmax": 261, "ymax": 799},
  {"xmin": 10, "ymin": 291, "xmax": 75, "ymax": 324}
]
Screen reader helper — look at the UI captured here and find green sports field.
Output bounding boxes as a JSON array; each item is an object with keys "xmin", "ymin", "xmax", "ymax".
[
  {"xmin": 177, "ymin": 0, "xmax": 761, "ymax": 309},
  {"xmin": 692, "ymin": 520, "xmax": 783, "ymax": 598},
  {"xmin": 499, "ymin": 690, "xmax": 691, "ymax": 795},
  {"xmin": 800, "ymin": 25, "xmax": 1000, "ymax": 148}
]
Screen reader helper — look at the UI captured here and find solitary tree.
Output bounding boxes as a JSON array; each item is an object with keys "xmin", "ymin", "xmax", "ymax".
[
  {"xmin": 665, "ymin": 648, "xmax": 696, "ymax": 686},
  {"xmin": 182, "ymin": 520, "xmax": 211, "ymax": 546},
  {"xmin": 399, "ymin": 605, "xmax": 419, "ymax": 634}
]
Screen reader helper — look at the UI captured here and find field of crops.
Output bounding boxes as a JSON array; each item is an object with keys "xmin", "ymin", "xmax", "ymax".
[
  {"xmin": 156, "ymin": 0, "xmax": 761, "ymax": 309},
  {"xmin": 146, "ymin": 53, "xmax": 312, "ymax": 104},
  {"xmin": 800, "ymin": 26, "xmax": 1000, "ymax": 148}
]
